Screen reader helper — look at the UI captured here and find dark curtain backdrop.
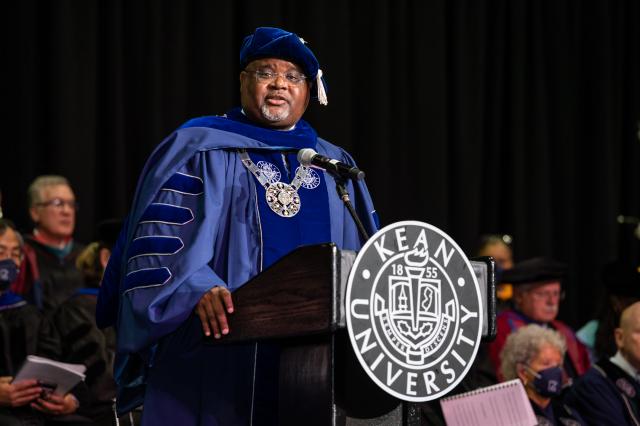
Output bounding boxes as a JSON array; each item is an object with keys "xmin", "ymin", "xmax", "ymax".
[{"xmin": 1, "ymin": 0, "xmax": 639, "ymax": 328}]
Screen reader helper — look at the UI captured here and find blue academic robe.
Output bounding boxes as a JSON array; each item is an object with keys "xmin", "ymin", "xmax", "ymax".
[{"xmin": 97, "ymin": 110, "xmax": 378, "ymax": 425}]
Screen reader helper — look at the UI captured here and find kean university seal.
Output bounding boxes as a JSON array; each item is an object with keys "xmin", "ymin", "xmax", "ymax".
[{"xmin": 346, "ymin": 221, "xmax": 483, "ymax": 401}]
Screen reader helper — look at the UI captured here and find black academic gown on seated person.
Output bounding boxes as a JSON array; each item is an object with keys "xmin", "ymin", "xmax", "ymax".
[
  {"xmin": 1, "ymin": 292, "xmax": 113, "ymax": 426},
  {"xmin": 0, "ymin": 292, "xmax": 59, "ymax": 424},
  {"xmin": 49, "ymin": 288, "xmax": 117, "ymax": 425},
  {"xmin": 22, "ymin": 236, "xmax": 85, "ymax": 316},
  {"xmin": 0, "ymin": 293, "xmax": 59, "ymax": 377}
]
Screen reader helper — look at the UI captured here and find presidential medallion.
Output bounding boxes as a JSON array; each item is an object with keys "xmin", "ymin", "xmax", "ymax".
[{"xmin": 265, "ymin": 182, "xmax": 301, "ymax": 217}]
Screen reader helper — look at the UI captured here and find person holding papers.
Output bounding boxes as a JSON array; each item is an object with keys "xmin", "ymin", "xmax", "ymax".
[
  {"xmin": 0, "ymin": 219, "xmax": 79, "ymax": 425},
  {"xmin": 500, "ymin": 324, "xmax": 586, "ymax": 425}
]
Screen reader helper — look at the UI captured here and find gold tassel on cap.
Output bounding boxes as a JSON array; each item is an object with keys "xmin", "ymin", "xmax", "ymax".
[{"xmin": 316, "ymin": 69, "xmax": 328, "ymax": 106}]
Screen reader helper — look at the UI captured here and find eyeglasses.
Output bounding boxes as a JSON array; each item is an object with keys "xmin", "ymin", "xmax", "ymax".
[
  {"xmin": 529, "ymin": 289, "xmax": 565, "ymax": 301},
  {"xmin": 36, "ymin": 198, "xmax": 79, "ymax": 211},
  {"xmin": 244, "ymin": 70, "xmax": 308, "ymax": 85}
]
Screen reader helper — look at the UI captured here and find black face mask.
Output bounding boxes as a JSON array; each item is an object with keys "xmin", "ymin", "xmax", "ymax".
[
  {"xmin": 0, "ymin": 258, "xmax": 18, "ymax": 292},
  {"xmin": 526, "ymin": 365, "xmax": 563, "ymax": 397}
]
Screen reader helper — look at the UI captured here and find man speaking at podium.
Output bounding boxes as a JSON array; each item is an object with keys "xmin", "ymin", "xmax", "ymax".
[{"xmin": 97, "ymin": 27, "xmax": 378, "ymax": 425}]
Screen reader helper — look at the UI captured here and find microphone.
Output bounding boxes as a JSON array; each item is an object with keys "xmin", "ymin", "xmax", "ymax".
[{"xmin": 297, "ymin": 148, "xmax": 365, "ymax": 181}]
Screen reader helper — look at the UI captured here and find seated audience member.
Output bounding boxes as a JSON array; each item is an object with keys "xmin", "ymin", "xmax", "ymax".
[
  {"xmin": 0, "ymin": 219, "xmax": 79, "ymax": 425},
  {"xmin": 566, "ymin": 301, "xmax": 640, "ymax": 425},
  {"xmin": 476, "ymin": 233, "xmax": 514, "ymax": 272},
  {"xmin": 14, "ymin": 176, "xmax": 84, "ymax": 314},
  {"xmin": 488, "ymin": 257, "xmax": 590, "ymax": 381},
  {"xmin": 501, "ymin": 324, "xmax": 585, "ymax": 425},
  {"xmin": 476, "ymin": 233, "xmax": 514, "ymax": 312},
  {"xmin": 576, "ymin": 260, "xmax": 640, "ymax": 361},
  {"xmin": 49, "ymin": 220, "xmax": 134, "ymax": 426}
]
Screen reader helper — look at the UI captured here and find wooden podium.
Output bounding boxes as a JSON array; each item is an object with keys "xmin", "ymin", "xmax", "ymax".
[
  {"xmin": 204, "ymin": 243, "xmax": 411, "ymax": 425},
  {"xmin": 203, "ymin": 243, "xmax": 494, "ymax": 425}
]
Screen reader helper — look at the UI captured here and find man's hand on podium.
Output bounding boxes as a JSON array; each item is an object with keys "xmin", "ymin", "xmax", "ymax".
[{"xmin": 196, "ymin": 286, "xmax": 234, "ymax": 339}]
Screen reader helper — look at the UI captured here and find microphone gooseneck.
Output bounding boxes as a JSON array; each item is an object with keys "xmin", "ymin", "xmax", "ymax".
[{"xmin": 298, "ymin": 148, "xmax": 370, "ymax": 242}]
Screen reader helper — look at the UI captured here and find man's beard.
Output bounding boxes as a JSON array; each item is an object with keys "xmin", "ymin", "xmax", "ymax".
[{"xmin": 260, "ymin": 103, "xmax": 290, "ymax": 122}]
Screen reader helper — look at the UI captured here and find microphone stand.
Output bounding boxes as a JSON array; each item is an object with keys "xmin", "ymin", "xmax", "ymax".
[{"xmin": 331, "ymin": 173, "xmax": 370, "ymax": 242}]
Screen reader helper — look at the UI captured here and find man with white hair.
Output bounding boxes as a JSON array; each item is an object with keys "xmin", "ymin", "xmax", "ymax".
[
  {"xmin": 566, "ymin": 300, "xmax": 640, "ymax": 425},
  {"xmin": 488, "ymin": 257, "xmax": 590, "ymax": 381},
  {"xmin": 15, "ymin": 175, "xmax": 84, "ymax": 314}
]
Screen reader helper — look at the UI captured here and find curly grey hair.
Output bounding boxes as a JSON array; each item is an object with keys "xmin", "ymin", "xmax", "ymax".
[
  {"xmin": 27, "ymin": 175, "xmax": 71, "ymax": 206},
  {"xmin": 500, "ymin": 324, "xmax": 567, "ymax": 381}
]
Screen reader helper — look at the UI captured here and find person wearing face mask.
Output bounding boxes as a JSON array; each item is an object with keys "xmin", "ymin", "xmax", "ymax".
[
  {"xmin": 566, "ymin": 300, "xmax": 640, "ymax": 425},
  {"xmin": 500, "ymin": 324, "xmax": 586, "ymax": 426},
  {"xmin": 0, "ymin": 219, "xmax": 79, "ymax": 425},
  {"xmin": 97, "ymin": 27, "xmax": 378, "ymax": 425},
  {"xmin": 488, "ymin": 257, "xmax": 591, "ymax": 381}
]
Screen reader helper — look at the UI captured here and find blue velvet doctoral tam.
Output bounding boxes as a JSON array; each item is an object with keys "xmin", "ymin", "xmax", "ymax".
[{"xmin": 97, "ymin": 109, "xmax": 378, "ymax": 425}]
